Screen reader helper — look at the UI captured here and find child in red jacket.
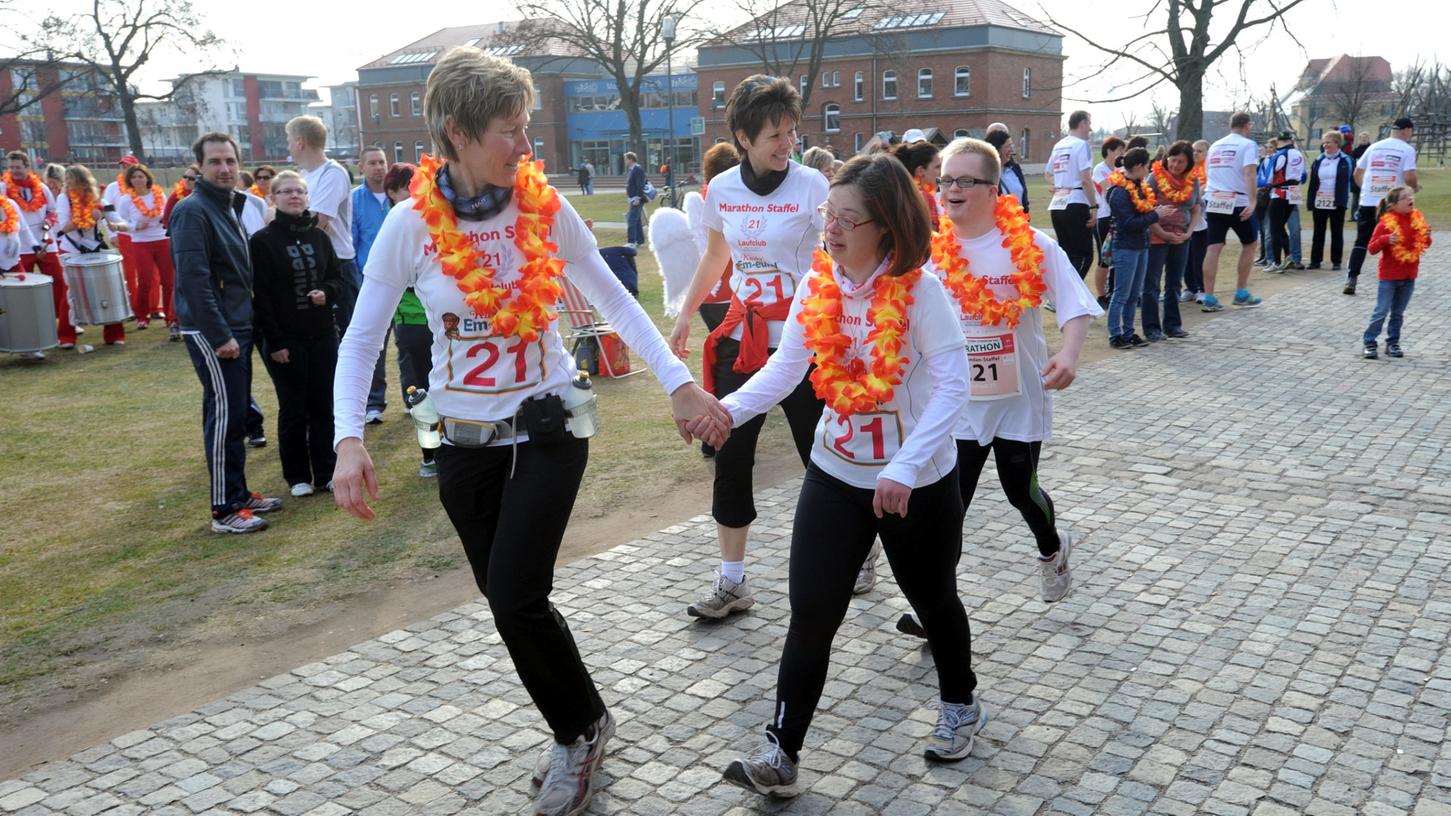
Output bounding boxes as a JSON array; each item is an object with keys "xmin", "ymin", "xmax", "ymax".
[{"xmin": 1362, "ymin": 186, "xmax": 1430, "ymax": 359}]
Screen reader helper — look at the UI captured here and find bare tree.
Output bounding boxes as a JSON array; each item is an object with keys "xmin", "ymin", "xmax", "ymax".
[
  {"xmin": 515, "ymin": 0, "xmax": 709, "ymax": 162},
  {"xmin": 1149, "ymin": 100, "xmax": 1177, "ymax": 142},
  {"xmin": 0, "ymin": 52, "xmax": 72, "ymax": 119},
  {"xmin": 1044, "ymin": 0, "xmax": 1313, "ymax": 140},
  {"xmin": 1320, "ymin": 57, "xmax": 1389, "ymax": 138},
  {"xmin": 41, "ymin": 0, "xmax": 234, "ymax": 159}
]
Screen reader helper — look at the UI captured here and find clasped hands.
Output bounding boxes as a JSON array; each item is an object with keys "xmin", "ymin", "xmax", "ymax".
[{"xmin": 670, "ymin": 383, "xmax": 732, "ymax": 449}]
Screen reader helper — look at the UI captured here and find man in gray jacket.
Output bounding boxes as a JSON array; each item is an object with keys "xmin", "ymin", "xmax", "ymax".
[{"xmin": 171, "ymin": 131, "xmax": 283, "ymax": 533}]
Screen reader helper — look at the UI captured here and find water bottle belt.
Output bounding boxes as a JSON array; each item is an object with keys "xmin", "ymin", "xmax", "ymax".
[{"xmin": 439, "ymin": 415, "xmax": 518, "ymax": 447}]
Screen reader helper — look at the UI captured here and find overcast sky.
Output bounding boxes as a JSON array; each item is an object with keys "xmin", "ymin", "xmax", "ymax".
[{"xmin": 32, "ymin": 0, "xmax": 1443, "ymax": 125}]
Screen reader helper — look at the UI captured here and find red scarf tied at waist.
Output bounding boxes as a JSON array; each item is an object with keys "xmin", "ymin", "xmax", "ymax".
[{"xmin": 701, "ymin": 292, "xmax": 792, "ymax": 395}]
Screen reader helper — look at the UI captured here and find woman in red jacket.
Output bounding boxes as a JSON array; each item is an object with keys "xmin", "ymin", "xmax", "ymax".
[{"xmin": 1361, "ymin": 186, "xmax": 1430, "ymax": 359}]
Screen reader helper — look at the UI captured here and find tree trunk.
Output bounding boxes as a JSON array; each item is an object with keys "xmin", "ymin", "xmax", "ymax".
[
  {"xmin": 618, "ymin": 74, "xmax": 646, "ymax": 167},
  {"xmin": 121, "ymin": 91, "xmax": 145, "ymax": 160},
  {"xmin": 1176, "ymin": 68, "xmax": 1205, "ymax": 141}
]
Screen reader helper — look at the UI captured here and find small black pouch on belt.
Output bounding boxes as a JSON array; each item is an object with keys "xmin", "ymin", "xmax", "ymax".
[{"xmin": 519, "ymin": 393, "xmax": 569, "ymax": 447}]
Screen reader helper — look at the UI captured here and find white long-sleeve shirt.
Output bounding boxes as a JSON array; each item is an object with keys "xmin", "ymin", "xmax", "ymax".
[
  {"xmin": 55, "ymin": 190, "xmax": 126, "ymax": 254},
  {"xmin": 113, "ymin": 186, "xmax": 169, "ymax": 242},
  {"xmin": 334, "ymin": 190, "xmax": 692, "ymax": 448},
  {"xmin": 720, "ymin": 257, "xmax": 968, "ymax": 489},
  {"xmin": 0, "ymin": 204, "xmax": 38, "ymax": 271}
]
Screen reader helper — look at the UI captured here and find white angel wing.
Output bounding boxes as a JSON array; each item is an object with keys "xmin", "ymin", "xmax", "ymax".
[{"xmin": 647, "ymin": 204, "xmax": 702, "ymax": 318}]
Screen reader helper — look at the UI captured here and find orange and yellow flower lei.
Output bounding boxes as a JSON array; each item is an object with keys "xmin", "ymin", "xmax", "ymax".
[
  {"xmin": 128, "ymin": 185, "xmax": 164, "ymax": 218},
  {"xmin": 411, "ymin": 153, "xmax": 565, "ymax": 342},
  {"xmin": 928, "ymin": 195, "xmax": 1047, "ymax": 328},
  {"xmin": 1107, "ymin": 170, "xmax": 1157, "ymax": 213},
  {"xmin": 1381, "ymin": 209, "xmax": 1431, "ymax": 264},
  {"xmin": 1191, "ymin": 163, "xmax": 1206, "ymax": 188},
  {"xmin": 248, "ymin": 184, "xmax": 267, "ymax": 199},
  {"xmin": 918, "ymin": 178, "xmax": 937, "ymax": 197},
  {"xmin": 1150, "ymin": 161, "xmax": 1193, "ymax": 205},
  {"xmin": 0, "ymin": 196, "xmax": 18, "ymax": 235},
  {"xmin": 172, "ymin": 180, "xmax": 191, "ymax": 201},
  {"xmin": 3, "ymin": 171, "xmax": 46, "ymax": 213},
  {"xmin": 799, "ymin": 249, "xmax": 918, "ymax": 416},
  {"xmin": 68, "ymin": 189, "xmax": 98, "ymax": 230}
]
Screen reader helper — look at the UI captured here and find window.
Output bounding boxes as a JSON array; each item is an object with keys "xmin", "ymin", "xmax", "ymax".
[
  {"xmin": 824, "ymin": 103, "xmax": 841, "ymax": 133},
  {"xmin": 713, "ymin": 81, "xmax": 726, "ymax": 109},
  {"xmin": 231, "ymin": 78, "xmax": 246, "ymax": 97},
  {"xmin": 1019, "ymin": 129, "xmax": 1031, "ymax": 161},
  {"xmin": 954, "ymin": 129, "xmax": 969, "ymax": 139},
  {"xmin": 918, "ymin": 68, "xmax": 933, "ymax": 98},
  {"xmin": 393, "ymin": 142, "xmax": 403, "ymax": 162},
  {"xmin": 415, "ymin": 141, "xmax": 424, "ymax": 161},
  {"xmin": 533, "ymin": 138, "xmax": 545, "ymax": 160},
  {"xmin": 955, "ymin": 66, "xmax": 971, "ymax": 97},
  {"xmin": 1022, "ymin": 68, "xmax": 1031, "ymax": 98},
  {"xmin": 882, "ymin": 70, "xmax": 897, "ymax": 100},
  {"xmin": 822, "ymin": 73, "xmax": 830, "ymax": 89},
  {"xmin": 841, "ymin": 6, "xmax": 864, "ymax": 19},
  {"xmin": 873, "ymin": 11, "xmax": 944, "ymax": 29},
  {"xmin": 854, "ymin": 132, "xmax": 864, "ymax": 152},
  {"xmin": 369, "ymin": 95, "xmax": 379, "ymax": 119},
  {"xmin": 854, "ymin": 71, "xmax": 863, "ymax": 102},
  {"xmin": 832, "ymin": 71, "xmax": 840, "ymax": 87},
  {"xmin": 410, "ymin": 92, "xmax": 421, "ymax": 116},
  {"xmin": 389, "ymin": 94, "xmax": 400, "ymax": 117},
  {"xmin": 800, "ymin": 75, "xmax": 808, "ymax": 96}
]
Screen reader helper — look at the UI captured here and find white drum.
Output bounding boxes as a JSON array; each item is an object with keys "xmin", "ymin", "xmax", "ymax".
[
  {"xmin": 63, "ymin": 252, "xmax": 131, "ymax": 325},
  {"xmin": 0, "ymin": 272, "xmax": 59, "ymax": 353}
]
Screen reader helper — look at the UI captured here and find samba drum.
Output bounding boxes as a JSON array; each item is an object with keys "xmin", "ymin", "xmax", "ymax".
[
  {"xmin": 63, "ymin": 252, "xmax": 132, "ymax": 325},
  {"xmin": 0, "ymin": 272, "xmax": 59, "ymax": 353}
]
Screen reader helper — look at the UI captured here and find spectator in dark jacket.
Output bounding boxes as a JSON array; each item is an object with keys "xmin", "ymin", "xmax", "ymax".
[
  {"xmin": 1105, "ymin": 147, "xmax": 1177, "ymax": 348},
  {"xmin": 985, "ymin": 128, "xmax": 1029, "ymax": 213},
  {"xmin": 251, "ymin": 170, "xmax": 343, "ymax": 497},
  {"xmin": 1307, "ymin": 130, "xmax": 1355, "ymax": 270},
  {"xmin": 171, "ymin": 132, "xmax": 283, "ymax": 533},
  {"xmin": 625, "ymin": 151, "xmax": 646, "ymax": 245}
]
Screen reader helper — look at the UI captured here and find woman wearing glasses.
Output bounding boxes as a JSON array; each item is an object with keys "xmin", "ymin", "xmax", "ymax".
[
  {"xmin": 707, "ymin": 153, "xmax": 981, "ymax": 797},
  {"xmin": 927, "ymin": 138, "xmax": 1100, "ymax": 603},
  {"xmin": 251, "ymin": 171, "xmax": 343, "ymax": 497},
  {"xmin": 163, "ymin": 165, "xmax": 199, "ymax": 230},
  {"xmin": 668, "ymin": 75, "xmax": 829, "ymax": 620}
]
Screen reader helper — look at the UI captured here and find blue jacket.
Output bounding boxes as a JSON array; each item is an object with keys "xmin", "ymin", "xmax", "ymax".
[
  {"xmin": 350, "ymin": 184, "xmax": 391, "ymax": 270},
  {"xmin": 1307, "ymin": 152, "xmax": 1353, "ymax": 210},
  {"xmin": 625, "ymin": 163, "xmax": 646, "ymax": 203},
  {"xmin": 1106, "ymin": 184, "xmax": 1159, "ymax": 250}
]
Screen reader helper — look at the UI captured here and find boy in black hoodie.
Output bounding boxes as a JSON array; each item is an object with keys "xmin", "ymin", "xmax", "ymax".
[{"xmin": 252, "ymin": 170, "xmax": 343, "ymax": 496}]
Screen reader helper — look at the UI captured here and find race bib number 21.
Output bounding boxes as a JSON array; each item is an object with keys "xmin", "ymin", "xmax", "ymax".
[
  {"xmin": 445, "ymin": 335, "xmax": 545, "ymax": 395},
  {"xmin": 824, "ymin": 411, "xmax": 903, "ymax": 466}
]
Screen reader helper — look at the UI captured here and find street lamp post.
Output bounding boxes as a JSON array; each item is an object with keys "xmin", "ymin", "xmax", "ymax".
[{"xmin": 662, "ymin": 14, "xmax": 678, "ymax": 209}]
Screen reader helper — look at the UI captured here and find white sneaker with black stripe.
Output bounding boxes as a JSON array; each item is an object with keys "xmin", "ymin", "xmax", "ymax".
[
  {"xmin": 211, "ymin": 508, "xmax": 267, "ymax": 534},
  {"xmin": 723, "ymin": 736, "xmax": 799, "ymax": 798},
  {"xmin": 924, "ymin": 696, "xmax": 988, "ymax": 761}
]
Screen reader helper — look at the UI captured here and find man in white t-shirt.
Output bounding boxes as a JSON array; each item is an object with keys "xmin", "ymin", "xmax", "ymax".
[
  {"xmin": 1044, "ymin": 110, "xmax": 1098, "ymax": 279},
  {"xmin": 286, "ymin": 115, "xmax": 358, "ymax": 327},
  {"xmin": 1345, "ymin": 117, "xmax": 1420, "ymax": 294},
  {"xmin": 1199, "ymin": 112, "xmax": 1263, "ymax": 311}
]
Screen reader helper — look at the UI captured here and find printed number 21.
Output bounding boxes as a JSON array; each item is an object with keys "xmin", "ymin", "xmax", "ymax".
[
  {"xmin": 743, "ymin": 274, "xmax": 786, "ymax": 304},
  {"xmin": 832, "ymin": 414, "xmax": 885, "ymax": 461},
  {"xmin": 971, "ymin": 362, "xmax": 998, "ymax": 382},
  {"xmin": 463, "ymin": 337, "xmax": 529, "ymax": 387}
]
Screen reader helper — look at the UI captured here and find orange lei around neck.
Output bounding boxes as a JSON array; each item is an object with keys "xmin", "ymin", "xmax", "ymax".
[
  {"xmin": 918, "ymin": 178, "xmax": 938, "ymax": 197},
  {"xmin": 1150, "ymin": 161, "xmax": 1193, "ymax": 205},
  {"xmin": 172, "ymin": 181, "xmax": 191, "ymax": 200},
  {"xmin": 1191, "ymin": 163, "xmax": 1207, "ymax": 187},
  {"xmin": 929, "ymin": 195, "xmax": 1047, "ymax": 328},
  {"xmin": 1108, "ymin": 170, "xmax": 1156, "ymax": 213},
  {"xmin": 116, "ymin": 173, "xmax": 134, "ymax": 194},
  {"xmin": 1381, "ymin": 209, "xmax": 1431, "ymax": 264},
  {"xmin": 0, "ymin": 196, "xmax": 18, "ymax": 235},
  {"xmin": 411, "ymin": 153, "xmax": 565, "ymax": 342},
  {"xmin": 68, "ymin": 189, "xmax": 98, "ymax": 230},
  {"xmin": 248, "ymin": 184, "xmax": 267, "ymax": 199},
  {"xmin": 3, "ymin": 171, "xmax": 46, "ymax": 212},
  {"xmin": 799, "ymin": 249, "xmax": 918, "ymax": 416},
  {"xmin": 129, "ymin": 185, "xmax": 164, "ymax": 218}
]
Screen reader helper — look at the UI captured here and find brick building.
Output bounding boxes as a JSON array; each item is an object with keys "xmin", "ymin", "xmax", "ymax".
[
  {"xmin": 695, "ymin": 0, "xmax": 1065, "ymax": 162},
  {"xmin": 355, "ymin": 22, "xmax": 602, "ymax": 172},
  {"xmin": 0, "ymin": 61, "xmax": 127, "ymax": 164}
]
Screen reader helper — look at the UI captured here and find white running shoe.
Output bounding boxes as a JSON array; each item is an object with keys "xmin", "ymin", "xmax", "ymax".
[
  {"xmin": 532, "ymin": 710, "xmax": 614, "ymax": 815},
  {"xmin": 723, "ymin": 737, "xmax": 799, "ymax": 798},
  {"xmin": 290, "ymin": 483, "xmax": 315, "ymax": 497},
  {"xmin": 687, "ymin": 571, "xmax": 754, "ymax": 619},
  {"xmin": 211, "ymin": 509, "xmax": 268, "ymax": 534},
  {"xmin": 924, "ymin": 696, "xmax": 988, "ymax": 761},
  {"xmin": 1039, "ymin": 531, "xmax": 1072, "ymax": 603},
  {"xmin": 854, "ymin": 539, "xmax": 882, "ymax": 595}
]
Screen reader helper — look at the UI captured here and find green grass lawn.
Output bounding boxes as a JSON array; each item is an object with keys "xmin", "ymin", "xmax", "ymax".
[{"xmin": 0, "ymin": 228, "xmax": 745, "ymax": 711}]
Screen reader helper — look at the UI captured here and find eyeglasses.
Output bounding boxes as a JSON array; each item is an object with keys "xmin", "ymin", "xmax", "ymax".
[
  {"xmin": 936, "ymin": 175, "xmax": 995, "ymax": 190},
  {"xmin": 255, "ymin": 174, "xmax": 274, "ymax": 181},
  {"xmin": 183, "ymin": 176, "xmax": 198, "ymax": 182},
  {"xmin": 818, "ymin": 203, "xmax": 873, "ymax": 232},
  {"xmin": 272, "ymin": 187, "xmax": 307, "ymax": 197}
]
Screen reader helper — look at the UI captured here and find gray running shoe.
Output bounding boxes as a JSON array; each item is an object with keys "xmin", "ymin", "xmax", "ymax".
[
  {"xmin": 854, "ymin": 540, "xmax": 882, "ymax": 595},
  {"xmin": 532, "ymin": 709, "xmax": 613, "ymax": 815},
  {"xmin": 1040, "ymin": 531, "xmax": 1072, "ymax": 603},
  {"xmin": 532, "ymin": 709, "xmax": 615, "ymax": 788},
  {"xmin": 924, "ymin": 696, "xmax": 988, "ymax": 761},
  {"xmin": 723, "ymin": 738, "xmax": 799, "ymax": 798},
  {"xmin": 211, "ymin": 509, "xmax": 267, "ymax": 534},
  {"xmin": 687, "ymin": 571, "xmax": 754, "ymax": 619}
]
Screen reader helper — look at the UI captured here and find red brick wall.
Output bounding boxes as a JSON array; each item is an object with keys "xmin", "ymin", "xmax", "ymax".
[
  {"xmin": 357, "ymin": 81, "xmax": 431, "ymax": 162},
  {"xmin": 244, "ymin": 76, "xmax": 264, "ymax": 161},
  {"xmin": 698, "ymin": 49, "xmax": 1063, "ymax": 162}
]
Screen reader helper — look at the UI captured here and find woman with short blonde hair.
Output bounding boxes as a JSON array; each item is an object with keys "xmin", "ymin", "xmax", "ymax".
[{"xmin": 329, "ymin": 46, "xmax": 725, "ymax": 816}]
